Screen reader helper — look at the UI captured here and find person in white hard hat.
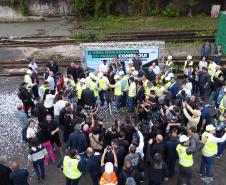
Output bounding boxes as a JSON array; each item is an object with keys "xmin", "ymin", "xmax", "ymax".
[
  {"xmin": 24, "ymin": 69, "xmax": 37, "ymax": 91},
  {"xmin": 99, "ymin": 60, "xmax": 109, "ymax": 75},
  {"xmin": 100, "ymin": 147, "xmax": 118, "ymax": 185},
  {"xmin": 76, "ymin": 78, "xmax": 86, "ymax": 105},
  {"xmin": 200, "ymin": 124, "xmax": 226, "ymax": 182},
  {"xmin": 165, "ymin": 55, "xmax": 174, "ymax": 69},
  {"xmin": 98, "ymin": 72, "xmax": 110, "ymax": 106},
  {"xmin": 184, "ymin": 55, "xmax": 193, "ymax": 78},
  {"xmin": 109, "ymin": 75, "xmax": 122, "ymax": 112},
  {"xmin": 152, "ymin": 63, "xmax": 160, "ymax": 75},
  {"xmin": 126, "ymin": 60, "xmax": 134, "ymax": 76},
  {"xmin": 176, "ymin": 135, "xmax": 206, "ymax": 185}
]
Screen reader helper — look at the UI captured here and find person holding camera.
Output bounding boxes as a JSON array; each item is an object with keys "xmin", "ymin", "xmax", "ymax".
[{"xmin": 100, "ymin": 147, "xmax": 118, "ymax": 185}]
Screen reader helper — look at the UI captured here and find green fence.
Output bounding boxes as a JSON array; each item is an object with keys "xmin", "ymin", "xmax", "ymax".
[{"xmin": 216, "ymin": 12, "xmax": 226, "ymax": 54}]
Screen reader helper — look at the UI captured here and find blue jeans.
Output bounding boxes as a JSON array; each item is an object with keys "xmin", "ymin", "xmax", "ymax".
[
  {"xmin": 200, "ymin": 155, "xmax": 215, "ymax": 177},
  {"xmin": 33, "ymin": 158, "xmax": 45, "ymax": 178},
  {"xmin": 99, "ymin": 90, "xmax": 110, "ymax": 106},
  {"xmin": 115, "ymin": 95, "xmax": 121, "ymax": 110},
  {"xmin": 217, "ymin": 142, "xmax": 225, "ymax": 155},
  {"xmin": 127, "ymin": 96, "xmax": 135, "ymax": 112}
]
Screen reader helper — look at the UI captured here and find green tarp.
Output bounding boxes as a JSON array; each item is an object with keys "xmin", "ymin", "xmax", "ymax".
[{"xmin": 216, "ymin": 11, "xmax": 226, "ymax": 54}]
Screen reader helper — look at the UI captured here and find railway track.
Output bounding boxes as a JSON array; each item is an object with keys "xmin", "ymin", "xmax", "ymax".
[{"xmin": 0, "ymin": 29, "xmax": 215, "ymax": 47}]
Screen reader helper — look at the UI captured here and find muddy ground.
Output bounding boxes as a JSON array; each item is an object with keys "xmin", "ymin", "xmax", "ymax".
[{"xmin": 0, "ymin": 76, "xmax": 226, "ymax": 185}]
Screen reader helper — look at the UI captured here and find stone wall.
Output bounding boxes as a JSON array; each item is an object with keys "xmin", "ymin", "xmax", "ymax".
[{"xmin": 28, "ymin": 0, "xmax": 73, "ymax": 16}]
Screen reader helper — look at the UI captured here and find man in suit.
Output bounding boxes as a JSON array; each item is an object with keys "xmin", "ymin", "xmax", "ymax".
[
  {"xmin": 81, "ymin": 83, "xmax": 96, "ymax": 108},
  {"xmin": 169, "ymin": 76, "xmax": 180, "ymax": 99},
  {"xmin": 136, "ymin": 81, "xmax": 145, "ymax": 103}
]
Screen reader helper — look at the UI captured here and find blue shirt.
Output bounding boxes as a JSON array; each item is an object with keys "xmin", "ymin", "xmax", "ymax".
[
  {"xmin": 217, "ymin": 88, "xmax": 224, "ymax": 105},
  {"xmin": 9, "ymin": 169, "xmax": 29, "ymax": 185},
  {"xmin": 200, "ymin": 106, "xmax": 211, "ymax": 125}
]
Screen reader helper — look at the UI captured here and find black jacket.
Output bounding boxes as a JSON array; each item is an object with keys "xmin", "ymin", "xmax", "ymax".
[
  {"xmin": 0, "ymin": 164, "xmax": 13, "ymax": 185},
  {"xmin": 81, "ymin": 88, "xmax": 96, "ymax": 107},
  {"xmin": 46, "ymin": 63, "xmax": 58, "ymax": 74}
]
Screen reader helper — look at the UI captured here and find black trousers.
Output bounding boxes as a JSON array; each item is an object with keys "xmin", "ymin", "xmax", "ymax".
[
  {"xmin": 177, "ymin": 165, "xmax": 192, "ymax": 185},
  {"xmin": 66, "ymin": 177, "xmax": 79, "ymax": 185}
]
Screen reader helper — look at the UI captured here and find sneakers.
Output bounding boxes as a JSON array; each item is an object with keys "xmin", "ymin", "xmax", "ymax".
[
  {"xmin": 201, "ymin": 176, "xmax": 214, "ymax": 182},
  {"xmin": 216, "ymin": 154, "xmax": 223, "ymax": 159}
]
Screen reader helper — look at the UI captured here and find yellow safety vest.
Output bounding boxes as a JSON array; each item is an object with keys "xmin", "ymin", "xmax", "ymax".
[
  {"xmin": 76, "ymin": 83, "xmax": 86, "ymax": 100},
  {"xmin": 202, "ymin": 132, "xmax": 218, "ymax": 157},
  {"xmin": 155, "ymin": 86, "xmax": 165, "ymax": 96},
  {"xmin": 128, "ymin": 82, "xmax": 136, "ymax": 97},
  {"xmin": 114, "ymin": 81, "xmax": 122, "ymax": 96},
  {"xmin": 215, "ymin": 70, "xmax": 222, "ymax": 79},
  {"xmin": 24, "ymin": 74, "xmax": 33, "ymax": 89},
  {"xmin": 63, "ymin": 156, "xmax": 82, "ymax": 180},
  {"xmin": 208, "ymin": 63, "xmax": 216, "ymax": 81},
  {"xmin": 165, "ymin": 81, "xmax": 172, "ymax": 89},
  {"xmin": 89, "ymin": 80, "xmax": 98, "ymax": 97},
  {"xmin": 176, "ymin": 144, "xmax": 193, "ymax": 167},
  {"xmin": 166, "ymin": 60, "xmax": 173, "ymax": 68},
  {"xmin": 184, "ymin": 60, "xmax": 193, "ymax": 70},
  {"xmin": 98, "ymin": 76, "xmax": 109, "ymax": 91},
  {"xmin": 219, "ymin": 95, "xmax": 226, "ymax": 111}
]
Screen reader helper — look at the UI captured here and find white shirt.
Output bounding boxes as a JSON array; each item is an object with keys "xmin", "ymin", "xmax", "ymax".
[
  {"xmin": 28, "ymin": 62, "xmax": 38, "ymax": 73},
  {"xmin": 47, "ymin": 76, "xmax": 55, "ymax": 90},
  {"xmin": 209, "ymin": 133, "xmax": 226, "ymax": 143},
  {"xmin": 136, "ymin": 131, "xmax": 144, "ymax": 158},
  {"xmin": 199, "ymin": 61, "xmax": 208, "ymax": 70},
  {"xmin": 54, "ymin": 100, "xmax": 68, "ymax": 116},
  {"xmin": 153, "ymin": 66, "xmax": 160, "ymax": 75},
  {"xmin": 99, "ymin": 63, "xmax": 109, "ymax": 74},
  {"xmin": 26, "ymin": 127, "xmax": 37, "ymax": 139},
  {"xmin": 44, "ymin": 94, "xmax": 55, "ymax": 108}
]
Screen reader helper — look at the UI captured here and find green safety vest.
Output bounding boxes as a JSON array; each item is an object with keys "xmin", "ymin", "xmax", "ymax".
[
  {"xmin": 202, "ymin": 132, "xmax": 218, "ymax": 157},
  {"xmin": 176, "ymin": 144, "xmax": 193, "ymax": 167},
  {"xmin": 114, "ymin": 81, "xmax": 122, "ymax": 96},
  {"xmin": 63, "ymin": 156, "xmax": 82, "ymax": 180},
  {"xmin": 128, "ymin": 82, "xmax": 136, "ymax": 97}
]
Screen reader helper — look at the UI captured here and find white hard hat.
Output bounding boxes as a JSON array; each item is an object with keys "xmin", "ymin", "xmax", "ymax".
[
  {"xmin": 114, "ymin": 75, "xmax": 120, "ymax": 80},
  {"xmin": 83, "ymin": 124, "xmax": 89, "ymax": 132},
  {"xmin": 80, "ymin": 78, "xmax": 86, "ymax": 83},
  {"xmin": 132, "ymin": 70, "xmax": 138, "ymax": 76},
  {"xmin": 128, "ymin": 60, "xmax": 133, "ymax": 64},
  {"xmin": 187, "ymin": 55, "xmax": 192, "ymax": 60},
  {"xmin": 26, "ymin": 69, "xmax": 33, "ymax": 74},
  {"xmin": 165, "ymin": 76, "xmax": 171, "ymax": 81},
  {"xmin": 168, "ymin": 73, "xmax": 174, "ymax": 78},
  {"xmin": 168, "ymin": 55, "xmax": 173, "ymax": 60},
  {"xmin": 206, "ymin": 124, "xmax": 215, "ymax": 131},
  {"xmin": 105, "ymin": 162, "xmax": 113, "ymax": 175},
  {"xmin": 98, "ymin": 72, "xmax": 103, "ymax": 78},
  {"xmin": 179, "ymin": 135, "xmax": 189, "ymax": 143},
  {"xmin": 89, "ymin": 72, "xmax": 95, "ymax": 78},
  {"xmin": 119, "ymin": 71, "xmax": 124, "ymax": 76}
]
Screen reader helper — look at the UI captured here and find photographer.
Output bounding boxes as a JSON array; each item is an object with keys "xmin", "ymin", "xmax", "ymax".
[{"xmin": 100, "ymin": 147, "xmax": 118, "ymax": 185}]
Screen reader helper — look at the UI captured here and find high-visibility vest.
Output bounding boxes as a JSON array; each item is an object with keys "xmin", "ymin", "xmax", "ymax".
[
  {"xmin": 121, "ymin": 76, "xmax": 129, "ymax": 92},
  {"xmin": 202, "ymin": 132, "xmax": 218, "ymax": 157},
  {"xmin": 155, "ymin": 86, "xmax": 165, "ymax": 96},
  {"xmin": 208, "ymin": 63, "xmax": 216, "ymax": 81},
  {"xmin": 89, "ymin": 80, "xmax": 98, "ymax": 97},
  {"xmin": 63, "ymin": 156, "xmax": 82, "ymax": 180},
  {"xmin": 128, "ymin": 82, "xmax": 136, "ymax": 97},
  {"xmin": 76, "ymin": 83, "xmax": 86, "ymax": 100},
  {"xmin": 166, "ymin": 60, "xmax": 173, "ymax": 67},
  {"xmin": 164, "ymin": 81, "xmax": 172, "ymax": 89},
  {"xmin": 24, "ymin": 74, "xmax": 33, "ymax": 89},
  {"xmin": 98, "ymin": 76, "xmax": 109, "ymax": 91},
  {"xmin": 184, "ymin": 60, "xmax": 193, "ymax": 70},
  {"xmin": 215, "ymin": 70, "xmax": 222, "ymax": 79},
  {"xmin": 99, "ymin": 171, "xmax": 118, "ymax": 185},
  {"xmin": 176, "ymin": 144, "xmax": 193, "ymax": 167},
  {"xmin": 219, "ymin": 95, "xmax": 226, "ymax": 111},
  {"xmin": 114, "ymin": 81, "xmax": 122, "ymax": 96}
]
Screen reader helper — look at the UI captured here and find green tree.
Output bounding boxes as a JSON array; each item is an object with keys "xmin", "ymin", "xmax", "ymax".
[{"xmin": 186, "ymin": 0, "xmax": 199, "ymax": 17}]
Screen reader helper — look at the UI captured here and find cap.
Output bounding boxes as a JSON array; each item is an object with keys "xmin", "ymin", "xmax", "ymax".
[
  {"xmin": 168, "ymin": 55, "xmax": 173, "ymax": 60},
  {"xmin": 105, "ymin": 162, "xmax": 114, "ymax": 175},
  {"xmin": 26, "ymin": 69, "xmax": 33, "ymax": 74},
  {"xmin": 165, "ymin": 76, "xmax": 171, "ymax": 81},
  {"xmin": 80, "ymin": 78, "xmax": 86, "ymax": 83},
  {"xmin": 98, "ymin": 72, "xmax": 103, "ymax": 78},
  {"xmin": 168, "ymin": 73, "xmax": 174, "ymax": 78},
  {"xmin": 206, "ymin": 124, "xmax": 215, "ymax": 131},
  {"xmin": 187, "ymin": 55, "xmax": 192, "ymax": 60},
  {"xmin": 114, "ymin": 75, "xmax": 120, "ymax": 80},
  {"xmin": 119, "ymin": 71, "xmax": 124, "ymax": 76},
  {"xmin": 179, "ymin": 135, "xmax": 189, "ymax": 143},
  {"xmin": 132, "ymin": 71, "xmax": 138, "ymax": 76}
]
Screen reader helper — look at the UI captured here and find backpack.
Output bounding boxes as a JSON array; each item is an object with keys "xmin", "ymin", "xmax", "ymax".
[{"xmin": 124, "ymin": 170, "xmax": 137, "ymax": 185}]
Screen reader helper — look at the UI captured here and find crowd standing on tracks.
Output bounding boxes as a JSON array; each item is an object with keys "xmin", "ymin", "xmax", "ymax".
[{"xmin": 1, "ymin": 46, "xmax": 226, "ymax": 185}]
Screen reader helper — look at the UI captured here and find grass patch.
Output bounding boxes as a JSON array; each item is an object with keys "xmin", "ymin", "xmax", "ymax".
[{"xmin": 78, "ymin": 15, "xmax": 218, "ymax": 39}]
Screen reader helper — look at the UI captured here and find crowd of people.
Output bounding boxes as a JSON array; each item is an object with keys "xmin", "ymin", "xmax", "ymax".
[{"xmin": 1, "ymin": 46, "xmax": 226, "ymax": 185}]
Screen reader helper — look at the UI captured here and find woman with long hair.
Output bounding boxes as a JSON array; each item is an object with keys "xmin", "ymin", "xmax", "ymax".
[{"xmin": 43, "ymin": 89, "xmax": 55, "ymax": 118}]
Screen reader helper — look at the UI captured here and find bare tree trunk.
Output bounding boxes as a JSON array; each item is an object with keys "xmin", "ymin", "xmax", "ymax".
[{"xmin": 188, "ymin": 8, "xmax": 192, "ymax": 17}]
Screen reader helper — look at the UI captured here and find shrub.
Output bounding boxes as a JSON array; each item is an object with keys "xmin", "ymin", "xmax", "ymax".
[
  {"xmin": 74, "ymin": 31, "xmax": 96, "ymax": 41},
  {"xmin": 160, "ymin": 7, "xmax": 180, "ymax": 17}
]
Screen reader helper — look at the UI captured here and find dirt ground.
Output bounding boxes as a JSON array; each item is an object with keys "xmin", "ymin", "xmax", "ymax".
[{"xmin": 0, "ymin": 77, "xmax": 226, "ymax": 185}]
